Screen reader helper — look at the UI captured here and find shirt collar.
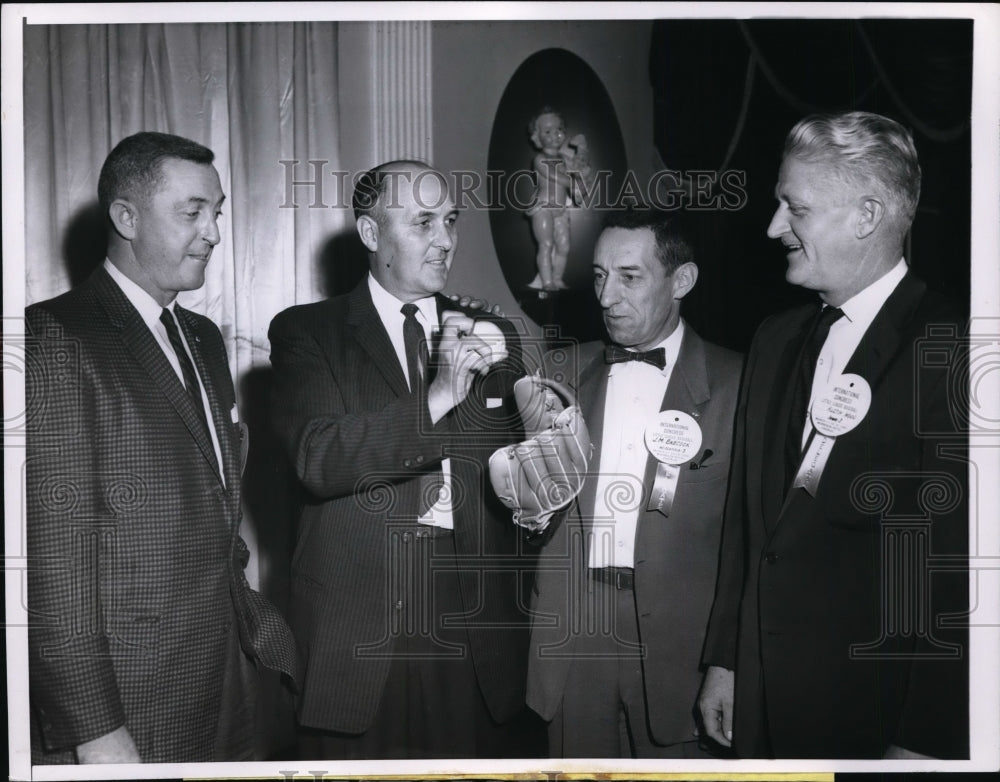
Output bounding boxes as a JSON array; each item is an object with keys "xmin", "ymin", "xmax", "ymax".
[
  {"xmin": 367, "ymin": 272, "xmax": 438, "ymax": 328},
  {"xmin": 836, "ymin": 258, "xmax": 908, "ymax": 324},
  {"xmin": 104, "ymin": 258, "xmax": 176, "ymax": 331}
]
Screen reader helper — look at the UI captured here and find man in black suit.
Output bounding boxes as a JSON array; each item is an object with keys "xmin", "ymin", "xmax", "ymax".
[
  {"xmin": 698, "ymin": 111, "xmax": 968, "ymax": 759},
  {"xmin": 26, "ymin": 131, "xmax": 296, "ymax": 764},
  {"xmin": 268, "ymin": 160, "xmax": 539, "ymax": 758}
]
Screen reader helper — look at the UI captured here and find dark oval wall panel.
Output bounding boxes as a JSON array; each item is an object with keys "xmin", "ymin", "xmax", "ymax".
[{"xmin": 487, "ymin": 48, "xmax": 628, "ymax": 313}]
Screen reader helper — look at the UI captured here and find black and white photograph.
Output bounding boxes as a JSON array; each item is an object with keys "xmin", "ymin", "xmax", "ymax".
[{"xmin": 3, "ymin": 2, "xmax": 999, "ymax": 780}]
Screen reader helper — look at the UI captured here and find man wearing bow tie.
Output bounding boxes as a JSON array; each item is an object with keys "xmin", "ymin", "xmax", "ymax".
[
  {"xmin": 268, "ymin": 160, "xmax": 541, "ymax": 758},
  {"xmin": 26, "ymin": 132, "xmax": 297, "ymax": 764},
  {"xmin": 522, "ymin": 208, "xmax": 743, "ymax": 757}
]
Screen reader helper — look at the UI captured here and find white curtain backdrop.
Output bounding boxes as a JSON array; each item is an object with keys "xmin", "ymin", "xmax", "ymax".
[
  {"xmin": 23, "ymin": 22, "xmax": 348, "ymax": 597},
  {"xmin": 23, "ymin": 22, "xmax": 346, "ymax": 377}
]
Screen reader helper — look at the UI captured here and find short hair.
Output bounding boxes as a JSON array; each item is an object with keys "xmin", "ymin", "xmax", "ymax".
[
  {"xmin": 601, "ymin": 208, "xmax": 695, "ymax": 274},
  {"xmin": 97, "ymin": 131, "xmax": 214, "ymax": 214},
  {"xmin": 783, "ymin": 111, "xmax": 921, "ymax": 229},
  {"xmin": 352, "ymin": 159, "xmax": 432, "ymax": 224}
]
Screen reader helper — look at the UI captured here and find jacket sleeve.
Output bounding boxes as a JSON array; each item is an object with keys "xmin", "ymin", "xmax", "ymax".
[
  {"xmin": 26, "ymin": 306, "xmax": 127, "ymax": 751},
  {"xmin": 700, "ymin": 337, "xmax": 755, "ymax": 671},
  {"xmin": 268, "ymin": 307, "xmax": 452, "ymax": 500}
]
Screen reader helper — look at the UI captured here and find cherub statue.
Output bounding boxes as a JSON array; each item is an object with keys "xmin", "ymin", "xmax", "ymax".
[{"xmin": 525, "ymin": 108, "xmax": 593, "ymax": 293}]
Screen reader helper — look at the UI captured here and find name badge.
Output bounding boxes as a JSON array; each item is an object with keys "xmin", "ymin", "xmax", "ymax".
[
  {"xmin": 811, "ymin": 373, "xmax": 871, "ymax": 437},
  {"xmin": 793, "ymin": 374, "xmax": 872, "ymax": 495},
  {"xmin": 645, "ymin": 410, "xmax": 703, "ymax": 465},
  {"xmin": 645, "ymin": 410, "xmax": 703, "ymax": 516}
]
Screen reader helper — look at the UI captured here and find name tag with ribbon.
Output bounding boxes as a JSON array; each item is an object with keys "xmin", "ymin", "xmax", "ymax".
[
  {"xmin": 645, "ymin": 410, "xmax": 703, "ymax": 516},
  {"xmin": 793, "ymin": 373, "xmax": 872, "ymax": 495}
]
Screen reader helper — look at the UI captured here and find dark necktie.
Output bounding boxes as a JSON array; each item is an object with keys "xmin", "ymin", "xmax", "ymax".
[
  {"xmin": 784, "ymin": 305, "xmax": 844, "ymax": 486},
  {"xmin": 604, "ymin": 344, "xmax": 667, "ymax": 371},
  {"xmin": 160, "ymin": 307, "xmax": 214, "ymax": 445},
  {"xmin": 401, "ymin": 303, "xmax": 444, "ymax": 517},
  {"xmin": 401, "ymin": 303, "xmax": 430, "ymax": 390}
]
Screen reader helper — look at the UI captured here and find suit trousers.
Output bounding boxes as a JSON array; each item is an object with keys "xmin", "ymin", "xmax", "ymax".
[
  {"xmin": 548, "ymin": 576, "xmax": 709, "ymax": 759},
  {"xmin": 298, "ymin": 528, "xmax": 542, "ymax": 760}
]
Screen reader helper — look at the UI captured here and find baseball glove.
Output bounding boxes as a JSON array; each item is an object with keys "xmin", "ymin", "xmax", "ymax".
[{"xmin": 489, "ymin": 374, "xmax": 591, "ymax": 533}]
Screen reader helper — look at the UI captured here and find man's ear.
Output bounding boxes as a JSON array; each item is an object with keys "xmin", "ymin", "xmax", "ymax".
[
  {"xmin": 357, "ymin": 215, "xmax": 379, "ymax": 253},
  {"xmin": 671, "ymin": 262, "xmax": 699, "ymax": 300},
  {"xmin": 856, "ymin": 197, "xmax": 886, "ymax": 239},
  {"xmin": 108, "ymin": 199, "xmax": 139, "ymax": 241}
]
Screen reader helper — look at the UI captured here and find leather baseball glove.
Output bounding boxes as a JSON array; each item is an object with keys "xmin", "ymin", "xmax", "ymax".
[{"xmin": 489, "ymin": 374, "xmax": 591, "ymax": 533}]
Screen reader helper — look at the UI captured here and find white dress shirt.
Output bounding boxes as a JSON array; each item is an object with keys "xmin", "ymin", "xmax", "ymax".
[
  {"xmin": 104, "ymin": 259, "xmax": 225, "ymax": 483},
  {"xmin": 801, "ymin": 258, "xmax": 908, "ymax": 448},
  {"xmin": 368, "ymin": 273, "xmax": 454, "ymax": 529},
  {"xmin": 589, "ymin": 320, "xmax": 685, "ymax": 569}
]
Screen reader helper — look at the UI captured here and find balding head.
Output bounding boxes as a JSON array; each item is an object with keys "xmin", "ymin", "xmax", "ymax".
[
  {"xmin": 354, "ymin": 160, "xmax": 458, "ymax": 301},
  {"xmin": 353, "ymin": 160, "xmax": 449, "ymax": 227}
]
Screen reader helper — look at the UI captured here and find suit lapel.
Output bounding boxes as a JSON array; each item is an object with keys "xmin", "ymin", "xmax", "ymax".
[
  {"xmin": 639, "ymin": 326, "xmax": 711, "ymax": 509},
  {"xmin": 665, "ymin": 326, "xmax": 711, "ymax": 414},
  {"xmin": 94, "ymin": 270, "xmax": 224, "ymax": 486},
  {"xmin": 760, "ymin": 306, "xmax": 815, "ymax": 529},
  {"xmin": 176, "ymin": 306, "xmax": 236, "ymax": 492},
  {"xmin": 842, "ymin": 272, "xmax": 925, "ymax": 387},
  {"xmin": 345, "ymin": 281, "xmax": 410, "ymax": 397}
]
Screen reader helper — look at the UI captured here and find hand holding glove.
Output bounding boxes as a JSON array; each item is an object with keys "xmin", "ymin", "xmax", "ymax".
[{"xmin": 489, "ymin": 374, "xmax": 591, "ymax": 533}]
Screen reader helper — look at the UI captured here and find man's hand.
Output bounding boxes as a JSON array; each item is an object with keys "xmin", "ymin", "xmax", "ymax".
[
  {"xmin": 697, "ymin": 665, "xmax": 734, "ymax": 748},
  {"xmin": 469, "ymin": 319, "xmax": 508, "ymax": 366},
  {"xmin": 514, "ymin": 373, "xmax": 566, "ymax": 438},
  {"xmin": 447, "ymin": 293, "xmax": 505, "ymax": 318},
  {"xmin": 76, "ymin": 725, "xmax": 141, "ymax": 764},
  {"xmin": 427, "ymin": 313, "xmax": 495, "ymax": 423}
]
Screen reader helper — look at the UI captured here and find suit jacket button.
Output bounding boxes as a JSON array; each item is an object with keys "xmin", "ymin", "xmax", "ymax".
[
  {"xmin": 415, "ymin": 455, "xmax": 425, "ymax": 464},
  {"xmin": 765, "ymin": 552, "xmax": 779, "ymax": 564},
  {"xmin": 395, "ymin": 600, "xmax": 404, "ymax": 610},
  {"xmin": 403, "ymin": 459, "xmax": 413, "ymax": 468}
]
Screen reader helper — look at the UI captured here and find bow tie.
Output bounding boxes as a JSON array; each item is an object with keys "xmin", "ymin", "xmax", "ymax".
[{"xmin": 604, "ymin": 344, "xmax": 667, "ymax": 370}]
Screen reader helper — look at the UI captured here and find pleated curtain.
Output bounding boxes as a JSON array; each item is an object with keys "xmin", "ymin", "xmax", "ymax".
[{"xmin": 23, "ymin": 22, "xmax": 346, "ymax": 379}]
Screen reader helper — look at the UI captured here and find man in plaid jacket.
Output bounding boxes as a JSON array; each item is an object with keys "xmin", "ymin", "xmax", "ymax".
[{"xmin": 26, "ymin": 132, "xmax": 296, "ymax": 764}]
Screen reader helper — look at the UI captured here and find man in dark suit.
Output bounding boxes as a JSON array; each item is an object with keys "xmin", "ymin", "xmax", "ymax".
[
  {"xmin": 698, "ymin": 111, "xmax": 968, "ymax": 759},
  {"xmin": 517, "ymin": 209, "xmax": 742, "ymax": 757},
  {"xmin": 268, "ymin": 160, "xmax": 539, "ymax": 759},
  {"xmin": 26, "ymin": 131, "xmax": 297, "ymax": 764}
]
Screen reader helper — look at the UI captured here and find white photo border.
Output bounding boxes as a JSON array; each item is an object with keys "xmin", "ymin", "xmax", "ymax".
[{"xmin": 4, "ymin": 2, "xmax": 999, "ymax": 780}]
